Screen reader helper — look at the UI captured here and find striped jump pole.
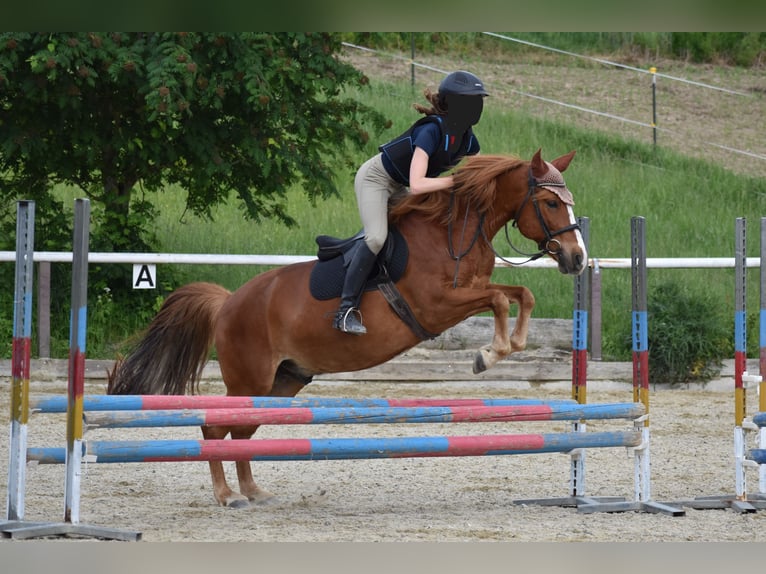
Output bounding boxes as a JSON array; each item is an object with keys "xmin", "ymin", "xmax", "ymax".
[
  {"xmin": 631, "ymin": 216, "xmax": 651, "ymax": 502},
  {"xmin": 81, "ymin": 402, "xmax": 646, "ymax": 429},
  {"xmin": 27, "ymin": 430, "xmax": 644, "ymax": 464},
  {"xmin": 730, "ymin": 216, "xmax": 766, "ymax": 508},
  {"xmin": 4, "ymin": 200, "xmax": 35, "ymax": 526},
  {"xmin": 734, "ymin": 217, "xmax": 749, "ymax": 502},
  {"xmin": 63, "ymin": 198, "xmax": 89, "ymax": 526},
  {"xmin": 30, "ymin": 394, "xmax": 578, "ymax": 414},
  {"xmin": 570, "ymin": 216, "xmax": 589, "ymax": 498}
]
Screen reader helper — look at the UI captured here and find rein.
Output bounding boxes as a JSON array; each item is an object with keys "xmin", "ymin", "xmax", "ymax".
[
  {"xmin": 447, "ymin": 192, "xmax": 486, "ymax": 287},
  {"xmin": 447, "ymin": 167, "xmax": 580, "ymax": 286}
]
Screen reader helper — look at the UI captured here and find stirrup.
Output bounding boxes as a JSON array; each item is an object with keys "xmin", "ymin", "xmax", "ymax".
[{"xmin": 333, "ymin": 307, "xmax": 367, "ymax": 335}]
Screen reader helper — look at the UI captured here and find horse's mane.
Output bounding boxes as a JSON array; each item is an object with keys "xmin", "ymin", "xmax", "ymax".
[{"xmin": 388, "ymin": 154, "xmax": 526, "ymax": 225}]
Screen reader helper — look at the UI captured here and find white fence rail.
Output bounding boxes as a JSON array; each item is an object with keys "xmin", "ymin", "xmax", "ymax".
[
  {"xmin": 2, "ymin": 251, "xmax": 761, "ymax": 360},
  {"xmin": 2, "ymin": 251, "xmax": 762, "ymax": 268}
]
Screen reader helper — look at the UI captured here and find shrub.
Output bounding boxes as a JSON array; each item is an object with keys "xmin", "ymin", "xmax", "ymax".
[{"xmin": 644, "ymin": 281, "xmax": 732, "ymax": 385}]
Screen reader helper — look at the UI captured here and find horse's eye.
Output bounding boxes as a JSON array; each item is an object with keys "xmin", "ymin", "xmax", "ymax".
[{"xmin": 546, "ymin": 199, "xmax": 559, "ymax": 209}]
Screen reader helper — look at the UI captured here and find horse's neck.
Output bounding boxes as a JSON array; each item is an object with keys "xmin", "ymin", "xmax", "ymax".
[
  {"xmin": 396, "ymin": 202, "xmax": 497, "ymax": 257},
  {"xmin": 480, "ymin": 210, "xmax": 511, "ymax": 243}
]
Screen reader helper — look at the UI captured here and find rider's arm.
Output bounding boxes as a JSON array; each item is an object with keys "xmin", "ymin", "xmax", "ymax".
[{"xmin": 408, "ymin": 147, "xmax": 454, "ymax": 195}]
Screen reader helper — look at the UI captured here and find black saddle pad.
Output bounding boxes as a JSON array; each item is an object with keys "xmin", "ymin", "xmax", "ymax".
[{"xmin": 309, "ymin": 227, "xmax": 409, "ymax": 301}]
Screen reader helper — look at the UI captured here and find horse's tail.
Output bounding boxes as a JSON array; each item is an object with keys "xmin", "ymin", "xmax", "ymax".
[{"xmin": 107, "ymin": 282, "xmax": 232, "ymax": 396}]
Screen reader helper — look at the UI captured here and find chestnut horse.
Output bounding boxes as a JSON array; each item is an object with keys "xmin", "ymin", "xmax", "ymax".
[{"xmin": 107, "ymin": 148, "xmax": 587, "ymax": 507}]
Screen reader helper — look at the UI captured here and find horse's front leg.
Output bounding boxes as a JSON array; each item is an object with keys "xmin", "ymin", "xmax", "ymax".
[
  {"xmin": 474, "ymin": 284, "xmax": 535, "ymax": 374},
  {"xmin": 493, "ymin": 283, "xmax": 536, "ymax": 353},
  {"xmin": 232, "ymin": 374, "xmax": 307, "ymax": 505}
]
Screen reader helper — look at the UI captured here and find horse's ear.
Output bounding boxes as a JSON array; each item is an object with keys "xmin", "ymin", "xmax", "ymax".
[
  {"xmin": 530, "ymin": 148, "xmax": 545, "ymax": 176},
  {"xmin": 551, "ymin": 150, "xmax": 577, "ymax": 173}
]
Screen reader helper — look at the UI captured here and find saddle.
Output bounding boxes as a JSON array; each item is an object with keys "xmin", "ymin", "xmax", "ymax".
[{"xmin": 309, "ymin": 227, "xmax": 438, "ymax": 340}]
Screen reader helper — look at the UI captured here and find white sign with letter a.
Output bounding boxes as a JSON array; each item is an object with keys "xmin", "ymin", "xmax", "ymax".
[{"xmin": 132, "ymin": 264, "xmax": 157, "ymax": 289}]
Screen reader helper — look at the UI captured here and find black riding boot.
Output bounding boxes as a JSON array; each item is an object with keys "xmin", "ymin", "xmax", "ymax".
[{"xmin": 333, "ymin": 242, "xmax": 378, "ymax": 335}]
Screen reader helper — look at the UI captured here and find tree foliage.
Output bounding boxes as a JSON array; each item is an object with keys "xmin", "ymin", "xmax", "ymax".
[{"xmin": 0, "ymin": 32, "xmax": 389, "ymax": 258}]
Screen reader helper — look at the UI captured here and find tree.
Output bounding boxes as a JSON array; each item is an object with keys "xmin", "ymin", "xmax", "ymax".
[{"xmin": 0, "ymin": 32, "xmax": 388, "ymax": 257}]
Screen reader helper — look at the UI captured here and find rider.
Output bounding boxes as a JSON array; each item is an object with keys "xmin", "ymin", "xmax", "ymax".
[{"xmin": 333, "ymin": 70, "xmax": 489, "ymax": 335}]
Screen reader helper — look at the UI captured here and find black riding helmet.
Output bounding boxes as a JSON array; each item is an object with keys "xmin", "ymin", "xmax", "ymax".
[
  {"xmin": 439, "ymin": 71, "xmax": 489, "ymax": 97},
  {"xmin": 439, "ymin": 71, "xmax": 488, "ymax": 137}
]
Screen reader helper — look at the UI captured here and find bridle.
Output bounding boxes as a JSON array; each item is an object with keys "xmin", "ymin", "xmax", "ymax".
[
  {"xmin": 447, "ymin": 167, "xmax": 580, "ymax": 287},
  {"xmin": 501, "ymin": 168, "xmax": 581, "ymax": 261}
]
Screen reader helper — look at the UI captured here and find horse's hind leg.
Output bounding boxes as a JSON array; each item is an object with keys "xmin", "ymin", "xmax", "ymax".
[{"xmin": 474, "ymin": 284, "xmax": 535, "ymax": 374}]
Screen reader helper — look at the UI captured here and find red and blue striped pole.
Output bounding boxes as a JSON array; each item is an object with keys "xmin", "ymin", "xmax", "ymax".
[
  {"xmin": 82, "ymin": 402, "xmax": 646, "ymax": 429},
  {"xmin": 27, "ymin": 430, "xmax": 643, "ymax": 464},
  {"xmin": 30, "ymin": 394, "xmax": 578, "ymax": 413},
  {"xmin": 5, "ymin": 201, "xmax": 35, "ymax": 523}
]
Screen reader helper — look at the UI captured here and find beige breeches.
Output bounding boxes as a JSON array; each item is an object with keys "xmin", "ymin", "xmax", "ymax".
[{"xmin": 354, "ymin": 153, "xmax": 408, "ymax": 254}]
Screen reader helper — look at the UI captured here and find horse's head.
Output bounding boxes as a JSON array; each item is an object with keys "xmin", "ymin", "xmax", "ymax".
[{"xmin": 513, "ymin": 149, "xmax": 588, "ymax": 275}]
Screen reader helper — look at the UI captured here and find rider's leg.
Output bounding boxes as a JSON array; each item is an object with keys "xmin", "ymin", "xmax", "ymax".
[
  {"xmin": 333, "ymin": 242, "xmax": 378, "ymax": 334},
  {"xmin": 332, "ymin": 155, "xmax": 395, "ymax": 335}
]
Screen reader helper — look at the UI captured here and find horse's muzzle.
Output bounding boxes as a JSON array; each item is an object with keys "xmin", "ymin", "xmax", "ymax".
[{"xmin": 556, "ymin": 247, "xmax": 587, "ymax": 276}]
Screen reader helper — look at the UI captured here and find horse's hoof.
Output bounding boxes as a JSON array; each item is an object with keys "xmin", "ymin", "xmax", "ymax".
[
  {"xmin": 473, "ymin": 352, "xmax": 487, "ymax": 374},
  {"xmin": 221, "ymin": 494, "xmax": 251, "ymax": 509}
]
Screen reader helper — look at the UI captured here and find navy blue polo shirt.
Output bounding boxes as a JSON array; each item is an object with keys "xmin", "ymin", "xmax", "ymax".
[{"xmin": 380, "ymin": 121, "xmax": 480, "ymax": 185}]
